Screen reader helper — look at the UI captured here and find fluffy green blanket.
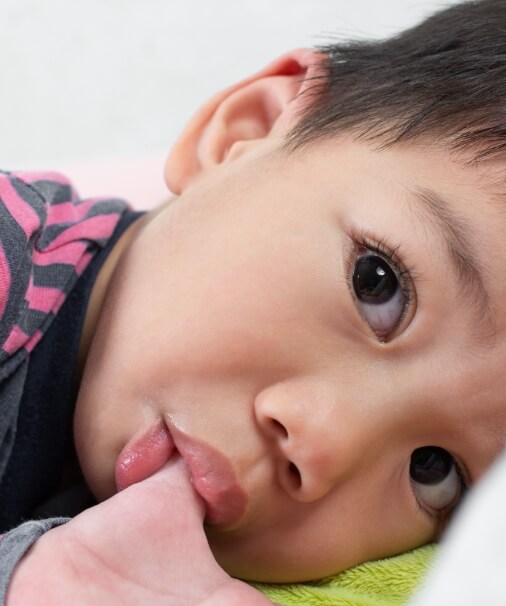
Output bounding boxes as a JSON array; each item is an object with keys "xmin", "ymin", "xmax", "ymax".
[{"xmin": 253, "ymin": 544, "xmax": 436, "ymax": 606}]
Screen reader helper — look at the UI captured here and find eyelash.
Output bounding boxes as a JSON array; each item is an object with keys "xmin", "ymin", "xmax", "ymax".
[
  {"xmin": 412, "ymin": 457, "xmax": 469, "ymax": 535},
  {"xmin": 347, "ymin": 229, "xmax": 416, "ymax": 338}
]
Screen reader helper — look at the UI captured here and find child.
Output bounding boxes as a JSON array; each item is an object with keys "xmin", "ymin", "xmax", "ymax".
[{"xmin": 1, "ymin": 0, "xmax": 505, "ymax": 603}]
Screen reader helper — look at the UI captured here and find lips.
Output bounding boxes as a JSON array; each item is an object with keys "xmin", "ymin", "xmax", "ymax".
[{"xmin": 115, "ymin": 417, "xmax": 247, "ymax": 527}]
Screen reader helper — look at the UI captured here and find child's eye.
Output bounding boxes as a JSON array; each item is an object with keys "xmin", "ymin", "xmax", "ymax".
[
  {"xmin": 351, "ymin": 245, "xmax": 412, "ymax": 340},
  {"xmin": 410, "ymin": 446, "xmax": 466, "ymax": 515}
]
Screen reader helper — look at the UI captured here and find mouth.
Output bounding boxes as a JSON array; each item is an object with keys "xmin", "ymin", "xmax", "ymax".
[{"xmin": 115, "ymin": 417, "xmax": 247, "ymax": 527}]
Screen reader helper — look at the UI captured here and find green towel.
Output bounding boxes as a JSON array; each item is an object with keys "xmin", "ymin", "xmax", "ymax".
[{"xmin": 252, "ymin": 544, "xmax": 436, "ymax": 606}]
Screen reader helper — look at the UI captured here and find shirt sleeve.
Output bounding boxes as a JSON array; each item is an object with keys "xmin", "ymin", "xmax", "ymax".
[
  {"xmin": 0, "ymin": 169, "xmax": 128, "ymax": 481},
  {"xmin": 0, "ymin": 517, "xmax": 70, "ymax": 605}
]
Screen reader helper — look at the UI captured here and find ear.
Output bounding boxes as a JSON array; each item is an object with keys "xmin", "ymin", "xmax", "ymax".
[{"xmin": 164, "ymin": 49, "xmax": 324, "ymax": 194}]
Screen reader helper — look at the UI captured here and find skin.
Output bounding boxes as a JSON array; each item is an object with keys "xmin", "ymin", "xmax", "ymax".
[{"xmin": 67, "ymin": 50, "xmax": 506, "ymax": 583}]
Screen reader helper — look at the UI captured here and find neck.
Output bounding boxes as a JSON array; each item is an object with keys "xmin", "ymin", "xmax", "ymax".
[{"xmin": 76, "ymin": 201, "xmax": 169, "ymax": 380}]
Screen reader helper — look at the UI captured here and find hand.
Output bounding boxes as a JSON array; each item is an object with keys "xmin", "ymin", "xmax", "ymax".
[{"xmin": 7, "ymin": 457, "xmax": 273, "ymax": 606}]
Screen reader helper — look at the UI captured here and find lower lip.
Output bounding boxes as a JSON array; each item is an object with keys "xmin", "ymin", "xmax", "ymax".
[
  {"xmin": 115, "ymin": 420, "xmax": 175, "ymax": 491},
  {"xmin": 168, "ymin": 423, "xmax": 248, "ymax": 527},
  {"xmin": 115, "ymin": 419, "xmax": 247, "ymax": 527}
]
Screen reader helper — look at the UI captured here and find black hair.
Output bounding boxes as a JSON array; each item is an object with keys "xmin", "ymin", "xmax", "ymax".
[{"xmin": 286, "ymin": 0, "xmax": 506, "ymax": 163}]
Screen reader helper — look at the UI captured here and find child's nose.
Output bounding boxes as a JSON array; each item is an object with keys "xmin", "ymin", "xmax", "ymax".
[{"xmin": 254, "ymin": 382, "xmax": 368, "ymax": 503}]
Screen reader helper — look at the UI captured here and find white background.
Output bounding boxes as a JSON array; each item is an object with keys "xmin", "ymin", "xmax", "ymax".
[{"xmin": 0, "ymin": 0, "xmax": 461, "ymax": 168}]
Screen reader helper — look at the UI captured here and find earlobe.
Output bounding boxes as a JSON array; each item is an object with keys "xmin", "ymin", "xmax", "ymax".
[{"xmin": 164, "ymin": 49, "xmax": 325, "ymax": 194}]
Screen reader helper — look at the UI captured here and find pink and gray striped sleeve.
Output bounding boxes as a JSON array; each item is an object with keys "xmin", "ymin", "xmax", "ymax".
[{"xmin": 0, "ymin": 169, "xmax": 128, "ymax": 480}]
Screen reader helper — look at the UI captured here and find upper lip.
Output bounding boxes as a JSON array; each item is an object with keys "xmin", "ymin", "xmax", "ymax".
[{"xmin": 166, "ymin": 418, "xmax": 248, "ymax": 527}]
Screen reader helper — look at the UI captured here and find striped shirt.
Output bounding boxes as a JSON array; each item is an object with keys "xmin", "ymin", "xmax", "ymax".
[{"xmin": 0, "ymin": 170, "xmax": 128, "ymax": 484}]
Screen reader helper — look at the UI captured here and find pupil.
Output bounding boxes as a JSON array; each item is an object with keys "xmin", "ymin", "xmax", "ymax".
[
  {"xmin": 353, "ymin": 254, "xmax": 398, "ymax": 304},
  {"xmin": 410, "ymin": 446, "xmax": 453, "ymax": 485}
]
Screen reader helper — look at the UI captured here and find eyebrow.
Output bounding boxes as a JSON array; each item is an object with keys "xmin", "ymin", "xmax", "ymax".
[{"xmin": 406, "ymin": 186, "xmax": 495, "ymax": 343}]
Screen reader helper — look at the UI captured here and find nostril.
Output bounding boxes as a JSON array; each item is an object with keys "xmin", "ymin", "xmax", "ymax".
[
  {"xmin": 288, "ymin": 461, "xmax": 302, "ymax": 490},
  {"xmin": 270, "ymin": 418, "xmax": 288, "ymax": 439}
]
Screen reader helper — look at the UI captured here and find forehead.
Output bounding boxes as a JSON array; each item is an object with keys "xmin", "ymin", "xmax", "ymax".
[{"xmin": 310, "ymin": 136, "xmax": 506, "ymax": 272}]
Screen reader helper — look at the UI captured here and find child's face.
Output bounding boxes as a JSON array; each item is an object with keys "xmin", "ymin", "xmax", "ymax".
[{"xmin": 74, "ymin": 134, "xmax": 506, "ymax": 582}]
